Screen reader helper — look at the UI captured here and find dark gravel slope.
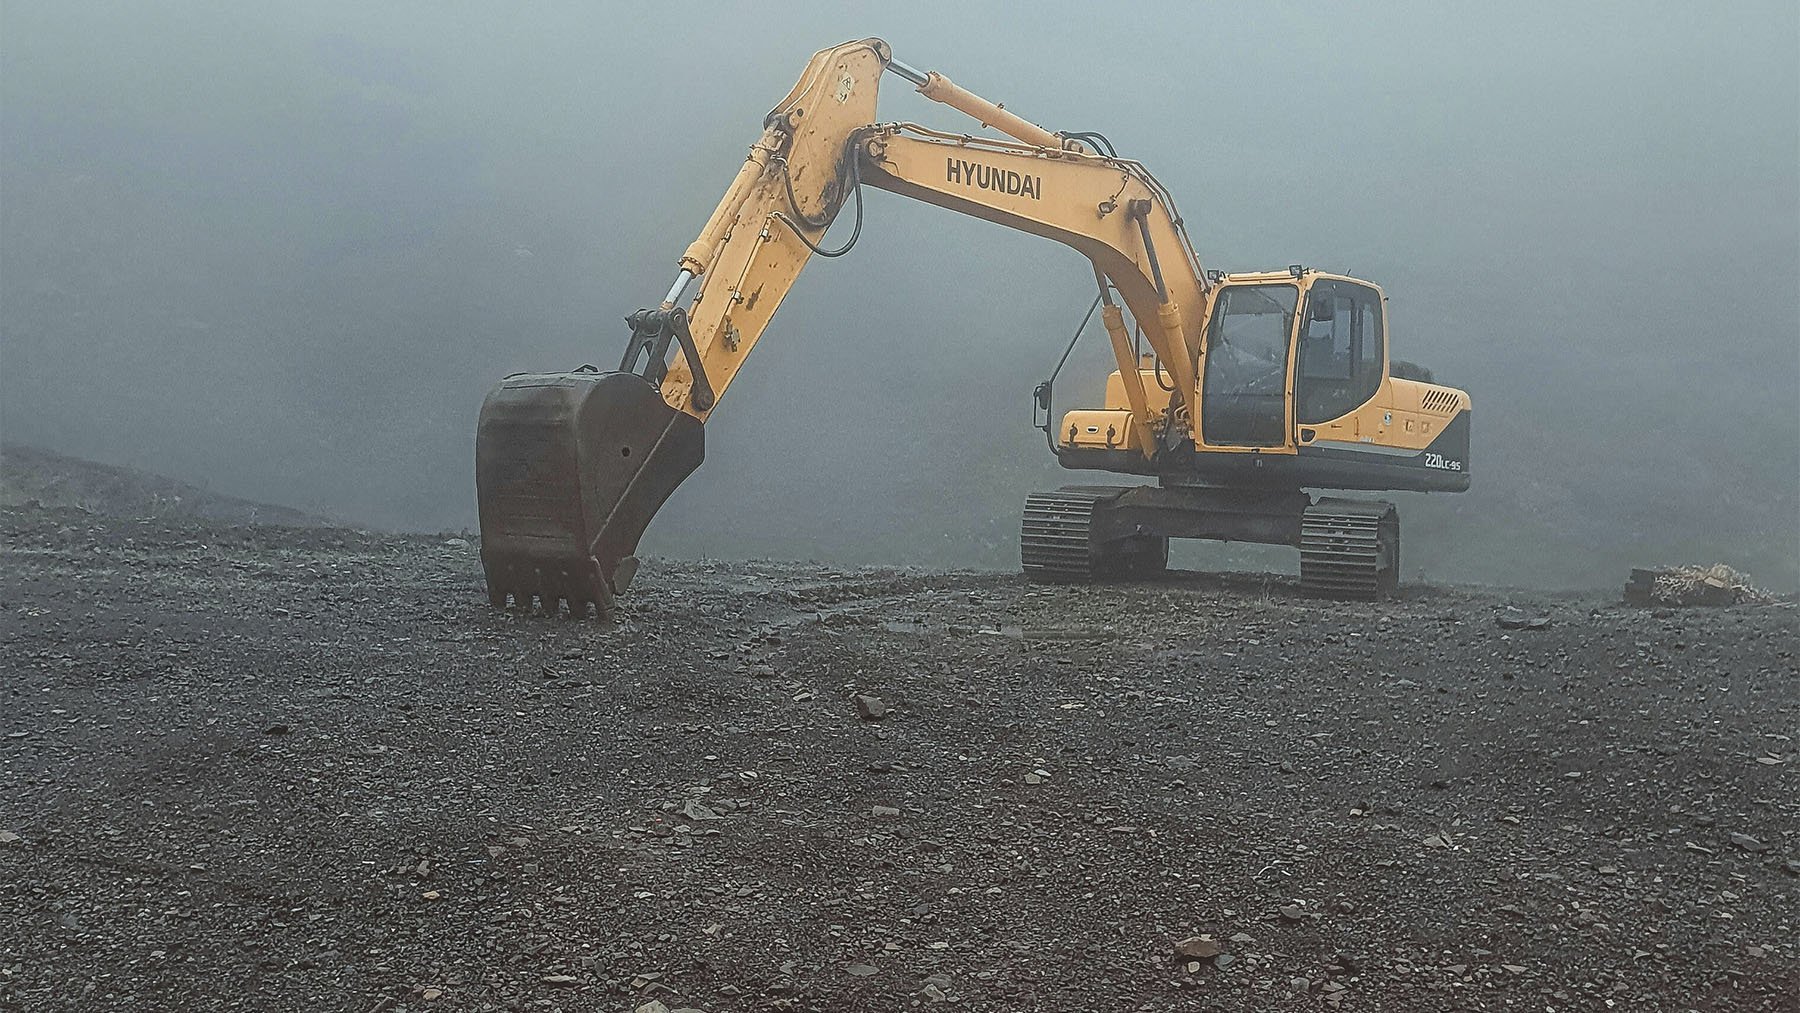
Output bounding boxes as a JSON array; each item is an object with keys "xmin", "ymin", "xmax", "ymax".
[{"xmin": 1, "ymin": 507, "xmax": 1795, "ymax": 1012}]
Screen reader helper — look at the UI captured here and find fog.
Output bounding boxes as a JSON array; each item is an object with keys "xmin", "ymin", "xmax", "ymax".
[{"xmin": 4, "ymin": 2, "xmax": 1796, "ymax": 589}]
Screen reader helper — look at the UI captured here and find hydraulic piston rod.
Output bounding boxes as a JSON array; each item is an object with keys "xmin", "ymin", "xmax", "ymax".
[{"xmin": 886, "ymin": 58, "xmax": 1064, "ymax": 150}]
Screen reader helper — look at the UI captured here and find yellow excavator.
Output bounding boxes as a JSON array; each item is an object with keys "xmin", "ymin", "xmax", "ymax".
[{"xmin": 475, "ymin": 38, "xmax": 1471, "ymax": 617}]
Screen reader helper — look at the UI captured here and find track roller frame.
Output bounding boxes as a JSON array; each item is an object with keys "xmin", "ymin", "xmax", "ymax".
[{"xmin": 1018, "ymin": 484, "xmax": 1402, "ymax": 599}]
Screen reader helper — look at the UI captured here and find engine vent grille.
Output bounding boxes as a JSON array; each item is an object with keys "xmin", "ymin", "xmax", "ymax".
[{"xmin": 1421, "ymin": 389, "xmax": 1463, "ymax": 415}]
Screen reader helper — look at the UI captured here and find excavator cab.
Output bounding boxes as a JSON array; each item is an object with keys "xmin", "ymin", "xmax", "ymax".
[{"xmin": 1195, "ymin": 272, "xmax": 1392, "ymax": 451}]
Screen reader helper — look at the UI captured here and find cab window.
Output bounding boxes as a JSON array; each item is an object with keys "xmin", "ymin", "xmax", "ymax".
[{"xmin": 1295, "ymin": 281, "xmax": 1383, "ymax": 425}]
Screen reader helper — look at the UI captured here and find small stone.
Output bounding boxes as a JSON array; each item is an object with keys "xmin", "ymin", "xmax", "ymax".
[
  {"xmin": 1290, "ymin": 976, "xmax": 1311, "ymax": 991},
  {"xmin": 680, "ymin": 799, "xmax": 722, "ymax": 822},
  {"xmin": 1422, "ymin": 835, "xmax": 1447, "ymax": 849},
  {"xmin": 1497, "ymin": 609, "xmax": 1550, "ymax": 630},
  {"xmin": 422, "ymin": 987, "xmax": 442, "ymax": 1000},
  {"xmin": 921, "ymin": 984, "xmax": 946, "ymax": 1001},
  {"xmin": 870, "ymin": 805, "xmax": 901, "ymax": 818},
  {"xmin": 1184, "ymin": 961, "xmax": 1202, "ymax": 973},
  {"xmin": 1278, "ymin": 904, "xmax": 1306, "ymax": 922},
  {"xmin": 421, "ymin": 890, "xmax": 441, "ymax": 901},
  {"xmin": 1728, "ymin": 832, "xmax": 1769, "ymax": 853},
  {"xmin": 634, "ymin": 1002, "xmax": 670, "ymax": 1013},
  {"xmin": 264, "ymin": 723, "xmax": 291, "ymax": 736},
  {"xmin": 442, "ymin": 537, "xmax": 470, "ymax": 548},
  {"xmin": 844, "ymin": 963, "xmax": 878, "ymax": 977},
  {"xmin": 1501, "ymin": 963, "xmax": 1527, "ymax": 973},
  {"xmin": 1229, "ymin": 932, "xmax": 1256, "ymax": 944},
  {"xmin": 1173, "ymin": 935, "xmax": 1220, "ymax": 959},
  {"xmin": 853, "ymin": 694, "xmax": 887, "ymax": 720},
  {"xmin": 0, "ymin": 830, "xmax": 21, "ymax": 846},
  {"xmin": 1214, "ymin": 953, "xmax": 1236, "ymax": 969},
  {"xmin": 542, "ymin": 974, "xmax": 580, "ymax": 987}
]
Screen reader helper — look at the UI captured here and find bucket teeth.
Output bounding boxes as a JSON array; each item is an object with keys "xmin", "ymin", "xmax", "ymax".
[{"xmin": 483, "ymin": 562, "xmax": 610, "ymax": 617}]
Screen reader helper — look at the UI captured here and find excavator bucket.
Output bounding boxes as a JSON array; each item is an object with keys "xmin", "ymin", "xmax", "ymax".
[{"xmin": 475, "ymin": 369, "xmax": 703, "ymax": 617}]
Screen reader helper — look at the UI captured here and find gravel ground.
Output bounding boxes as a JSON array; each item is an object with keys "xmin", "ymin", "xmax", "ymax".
[{"xmin": 1, "ymin": 506, "xmax": 1796, "ymax": 1012}]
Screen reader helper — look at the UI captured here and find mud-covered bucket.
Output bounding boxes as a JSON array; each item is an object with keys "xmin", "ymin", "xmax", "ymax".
[{"xmin": 475, "ymin": 369, "xmax": 703, "ymax": 616}]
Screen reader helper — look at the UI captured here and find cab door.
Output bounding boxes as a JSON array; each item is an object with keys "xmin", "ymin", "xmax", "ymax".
[
  {"xmin": 1198, "ymin": 283, "xmax": 1298, "ymax": 448},
  {"xmin": 1294, "ymin": 280, "xmax": 1384, "ymax": 428}
]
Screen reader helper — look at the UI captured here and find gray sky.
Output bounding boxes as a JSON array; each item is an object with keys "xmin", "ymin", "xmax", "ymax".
[{"xmin": 3, "ymin": 1, "xmax": 1796, "ymax": 588}]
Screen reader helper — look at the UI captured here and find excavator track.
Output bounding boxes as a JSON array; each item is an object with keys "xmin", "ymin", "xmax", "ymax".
[
  {"xmin": 1020, "ymin": 486, "xmax": 1166, "ymax": 580},
  {"xmin": 1299, "ymin": 498, "xmax": 1400, "ymax": 600}
]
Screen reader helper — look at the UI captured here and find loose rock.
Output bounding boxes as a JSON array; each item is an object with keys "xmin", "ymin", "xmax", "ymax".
[{"xmin": 1173, "ymin": 935, "xmax": 1221, "ymax": 959}]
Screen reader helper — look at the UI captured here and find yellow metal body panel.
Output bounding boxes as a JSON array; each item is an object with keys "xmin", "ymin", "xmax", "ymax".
[
  {"xmin": 1060, "ymin": 410, "xmax": 1147, "ymax": 453},
  {"xmin": 1104, "ymin": 366, "xmax": 1172, "ymax": 413},
  {"xmin": 1300, "ymin": 377, "xmax": 1471, "ymax": 450}
]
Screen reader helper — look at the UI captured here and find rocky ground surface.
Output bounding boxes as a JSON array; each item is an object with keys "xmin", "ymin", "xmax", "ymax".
[{"xmin": 1, "ymin": 501, "xmax": 1796, "ymax": 1012}]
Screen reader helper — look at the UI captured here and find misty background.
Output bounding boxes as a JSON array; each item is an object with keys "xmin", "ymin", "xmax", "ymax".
[{"xmin": 3, "ymin": 2, "xmax": 1796, "ymax": 590}]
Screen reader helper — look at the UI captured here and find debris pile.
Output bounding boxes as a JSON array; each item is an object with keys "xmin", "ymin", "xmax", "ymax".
[{"xmin": 1625, "ymin": 564, "xmax": 1775, "ymax": 607}]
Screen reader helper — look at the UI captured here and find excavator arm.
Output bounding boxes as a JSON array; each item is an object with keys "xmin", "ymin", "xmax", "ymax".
[{"xmin": 475, "ymin": 37, "xmax": 1211, "ymax": 617}]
